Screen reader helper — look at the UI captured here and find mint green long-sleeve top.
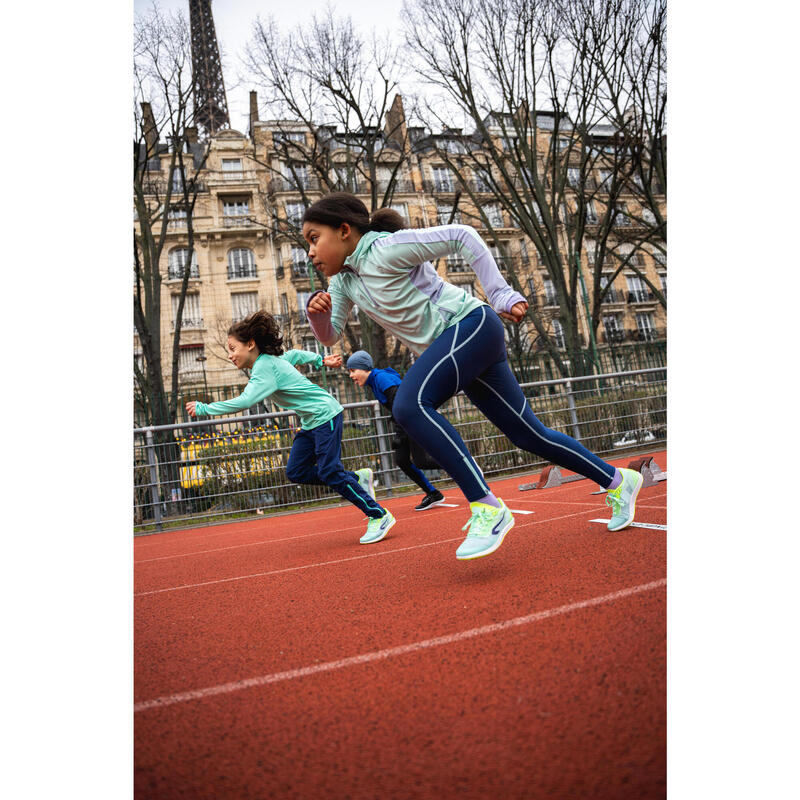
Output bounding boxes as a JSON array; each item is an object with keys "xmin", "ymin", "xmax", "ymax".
[
  {"xmin": 306, "ymin": 225, "xmax": 526, "ymax": 356},
  {"xmin": 193, "ymin": 350, "xmax": 342, "ymax": 431}
]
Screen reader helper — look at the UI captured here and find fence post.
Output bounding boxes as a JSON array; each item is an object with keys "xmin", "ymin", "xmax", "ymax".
[
  {"xmin": 145, "ymin": 428, "xmax": 163, "ymax": 531},
  {"xmin": 372, "ymin": 402, "xmax": 394, "ymax": 497},
  {"xmin": 564, "ymin": 379, "xmax": 582, "ymax": 442}
]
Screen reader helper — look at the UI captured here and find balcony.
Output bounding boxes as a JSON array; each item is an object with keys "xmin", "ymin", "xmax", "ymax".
[
  {"xmin": 222, "ymin": 215, "xmax": 259, "ymax": 229},
  {"xmin": 629, "ymin": 328, "xmax": 660, "ymax": 342},
  {"xmin": 445, "ymin": 258, "xmax": 470, "ymax": 273},
  {"xmin": 167, "ymin": 267, "xmax": 200, "ymax": 281},
  {"xmin": 172, "ymin": 317, "xmax": 204, "ymax": 329},
  {"xmin": 627, "ymin": 290, "xmax": 656, "ymax": 304},
  {"xmin": 422, "ymin": 179, "xmax": 456, "ymax": 194},
  {"xmin": 208, "ymin": 169, "xmax": 259, "ymax": 185},
  {"xmin": 268, "ymin": 176, "xmax": 322, "ymax": 193},
  {"xmin": 227, "ymin": 267, "xmax": 258, "ymax": 280},
  {"xmin": 603, "ymin": 329, "xmax": 626, "ymax": 343},
  {"xmin": 376, "ymin": 178, "xmax": 416, "ymax": 194},
  {"xmin": 601, "ymin": 289, "xmax": 626, "ymax": 304},
  {"xmin": 653, "ymin": 252, "xmax": 667, "ymax": 266}
]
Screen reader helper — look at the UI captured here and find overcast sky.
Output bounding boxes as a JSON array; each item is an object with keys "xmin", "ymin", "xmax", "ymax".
[{"xmin": 134, "ymin": 0, "xmax": 408, "ymax": 133}]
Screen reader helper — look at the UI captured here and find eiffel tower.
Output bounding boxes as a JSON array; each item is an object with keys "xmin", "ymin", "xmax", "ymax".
[{"xmin": 188, "ymin": 0, "xmax": 230, "ymax": 136}]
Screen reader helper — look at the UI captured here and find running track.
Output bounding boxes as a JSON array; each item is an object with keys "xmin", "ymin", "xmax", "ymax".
[{"xmin": 135, "ymin": 450, "xmax": 666, "ymax": 799}]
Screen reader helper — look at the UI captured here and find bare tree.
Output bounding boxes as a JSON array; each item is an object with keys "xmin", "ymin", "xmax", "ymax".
[
  {"xmin": 403, "ymin": 0, "xmax": 666, "ymax": 376},
  {"xmin": 134, "ymin": 4, "xmax": 211, "ymax": 510},
  {"xmin": 242, "ymin": 9, "xmax": 417, "ymax": 366}
]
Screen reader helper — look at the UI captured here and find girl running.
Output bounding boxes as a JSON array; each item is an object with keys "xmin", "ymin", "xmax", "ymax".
[
  {"xmin": 302, "ymin": 193, "xmax": 643, "ymax": 560},
  {"xmin": 185, "ymin": 309, "xmax": 396, "ymax": 544}
]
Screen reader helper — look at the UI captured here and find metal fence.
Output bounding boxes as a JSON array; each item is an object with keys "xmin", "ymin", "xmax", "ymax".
[{"xmin": 134, "ymin": 366, "xmax": 666, "ymax": 533}]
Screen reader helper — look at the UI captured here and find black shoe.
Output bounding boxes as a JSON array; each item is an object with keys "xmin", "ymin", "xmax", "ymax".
[{"xmin": 415, "ymin": 490, "xmax": 445, "ymax": 511}]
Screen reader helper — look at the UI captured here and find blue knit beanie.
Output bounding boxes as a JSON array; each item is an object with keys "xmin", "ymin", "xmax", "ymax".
[{"xmin": 346, "ymin": 350, "xmax": 374, "ymax": 371}]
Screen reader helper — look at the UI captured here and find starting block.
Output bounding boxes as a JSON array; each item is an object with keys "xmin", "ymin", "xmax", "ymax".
[
  {"xmin": 591, "ymin": 456, "xmax": 667, "ymax": 493},
  {"xmin": 519, "ymin": 465, "xmax": 585, "ymax": 491}
]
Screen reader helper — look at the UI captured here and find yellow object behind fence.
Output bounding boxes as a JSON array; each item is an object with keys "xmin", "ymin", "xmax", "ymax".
[{"xmin": 178, "ymin": 431, "xmax": 285, "ymax": 490}]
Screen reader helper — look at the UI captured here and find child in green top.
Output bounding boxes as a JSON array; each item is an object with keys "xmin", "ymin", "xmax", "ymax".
[{"xmin": 186, "ymin": 310, "xmax": 396, "ymax": 544}]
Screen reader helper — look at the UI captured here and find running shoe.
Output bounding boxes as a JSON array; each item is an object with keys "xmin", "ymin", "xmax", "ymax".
[
  {"xmin": 360, "ymin": 510, "xmax": 396, "ymax": 544},
  {"xmin": 414, "ymin": 490, "xmax": 445, "ymax": 511},
  {"xmin": 456, "ymin": 500, "xmax": 514, "ymax": 560},
  {"xmin": 354, "ymin": 467, "xmax": 376, "ymax": 500},
  {"xmin": 605, "ymin": 468, "xmax": 644, "ymax": 531}
]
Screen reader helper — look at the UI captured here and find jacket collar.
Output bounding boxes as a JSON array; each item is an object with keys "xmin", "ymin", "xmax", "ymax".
[{"xmin": 343, "ymin": 231, "xmax": 383, "ymax": 272}]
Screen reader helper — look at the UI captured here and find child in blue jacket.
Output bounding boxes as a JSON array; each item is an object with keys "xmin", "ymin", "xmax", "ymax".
[{"xmin": 346, "ymin": 350, "xmax": 445, "ymax": 511}]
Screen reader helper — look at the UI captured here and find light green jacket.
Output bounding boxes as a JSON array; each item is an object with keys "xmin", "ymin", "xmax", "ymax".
[
  {"xmin": 194, "ymin": 350, "xmax": 342, "ymax": 430},
  {"xmin": 307, "ymin": 225, "xmax": 526, "ymax": 355}
]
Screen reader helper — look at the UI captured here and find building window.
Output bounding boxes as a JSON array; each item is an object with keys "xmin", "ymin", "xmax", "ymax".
[
  {"xmin": 222, "ymin": 199, "xmax": 250, "ymax": 227},
  {"xmin": 598, "ymin": 169, "xmax": 613, "ymax": 189},
  {"xmin": 171, "ymin": 168, "xmax": 185, "ymax": 193},
  {"xmin": 585, "ymin": 238, "xmax": 597, "ymax": 265},
  {"xmin": 527, "ymin": 277, "xmax": 537, "ymax": 296},
  {"xmin": 603, "ymin": 313, "xmax": 624, "ymax": 342},
  {"xmin": 285, "ymin": 163, "xmax": 311, "ymax": 189},
  {"xmin": 642, "ymin": 207, "xmax": 657, "ymax": 225},
  {"xmin": 231, "ymin": 291, "xmax": 259, "ymax": 321},
  {"xmin": 543, "ymin": 277, "xmax": 558, "ymax": 306},
  {"xmin": 440, "ymin": 138, "xmax": 466, "ymax": 154},
  {"xmin": 445, "ymin": 252, "xmax": 468, "ymax": 272},
  {"xmin": 567, "ymin": 167, "xmax": 581, "ymax": 188},
  {"xmin": 636, "ymin": 312, "xmax": 656, "ymax": 340},
  {"xmin": 290, "ymin": 246, "xmax": 309, "ymax": 277},
  {"xmin": 484, "ymin": 203, "xmax": 503, "ymax": 227},
  {"xmin": 297, "ymin": 291, "xmax": 312, "ymax": 314},
  {"xmin": 488, "ymin": 243, "xmax": 507, "ymax": 269},
  {"xmin": 172, "ymin": 293, "xmax": 203, "ymax": 328},
  {"xmin": 285, "ymin": 202, "xmax": 304, "ymax": 227},
  {"xmin": 613, "ymin": 202, "xmax": 630, "ymax": 226},
  {"xmin": 389, "ymin": 202, "xmax": 409, "ymax": 223},
  {"xmin": 473, "ymin": 167, "xmax": 492, "ymax": 192},
  {"xmin": 432, "ymin": 166, "xmax": 454, "ymax": 192},
  {"xmin": 659, "ymin": 274, "xmax": 667, "ymax": 297},
  {"xmin": 626, "ymin": 275, "xmax": 651, "ymax": 302},
  {"xmin": 274, "ymin": 130, "xmax": 306, "ymax": 145},
  {"xmin": 461, "ymin": 283, "xmax": 476, "ymax": 296},
  {"xmin": 437, "ymin": 202, "xmax": 462, "ymax": 224},
  {"xmin": 557, "ymin": 137, "xmax": 571, "ymax": 151},
  {"xmin": 221, "ymin": 158, "xmax": 243, "ymax": 178},
  {"xmin": 552, "ymin": 318, "xmax": 566, "ymax": 348},
  {"xmin": 178, "ymin": 344, "xmax": 204, "ymax": 376},
  {"xmin": 228, "ymin": 248, "xmax": 256, "ymax": 279},
  {"xmin": 585, "ymin": 201, "xmax": 599, "ymax": 225},
  {"xmin": 167, "ymin": 248, "xmax": 199, "ymax": 280},
  {"xmin": 280, "ymin": 293, "xmax": 289, "ymax": 316},
  {"xmin": 167, "ymin": 207, "xmax": 187, "ymax": 229}
]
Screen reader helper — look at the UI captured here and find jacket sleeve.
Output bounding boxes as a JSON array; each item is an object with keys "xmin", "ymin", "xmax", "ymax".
[
  {"xmin": 306, "ymin": 280, "xmax": 354, "ymax": 346},
  {"xmin": 382, "ymin": 383, "xmax": 399, "ymax": 415},
  {"xmin": 370, "ymin": 224, "xmax": 526, "ymax": 313},
  {"xmin": 194, "ymin": 362, "xmax": 277, "ymax": 416},
  {"xmin": 281, "ymin": 349, "xmax": 323, "ymax": 369}
]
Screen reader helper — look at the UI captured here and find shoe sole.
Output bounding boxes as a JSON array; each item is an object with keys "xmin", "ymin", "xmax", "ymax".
[
  {"xmin": 359, "ymin": 514, "xmax": 396, "ymax": 545},
  {"xmin": 414, "ymin": 498, "xmax": 445, "ymax": 511},
  {"xmin": 456, "ymin": 517, "xmax": 515, "ymax": 560},
  {"xmin": 607, "ymin": 471, "xmax": 644, "ymax": 531}
]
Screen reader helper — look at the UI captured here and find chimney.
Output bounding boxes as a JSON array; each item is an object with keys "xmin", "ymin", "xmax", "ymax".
[
  {"xmin": 141, "ymin": 102, "xmax": 159, "ymax": 159},
  {"xmin": 185, "ymin": 126, "xmax": 198, "ymax": 144},
  {"xmin": 249, "ymin": 91, "xmax": 259, "ymax": 139},
  {"xmin": 383, "ymin": 94, "xmax": 408, "ymax": 150}
]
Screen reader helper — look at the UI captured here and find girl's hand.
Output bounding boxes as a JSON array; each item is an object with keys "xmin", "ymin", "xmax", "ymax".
[
  {"xmin": 186, "ymin": 401, "xmax": 198, "ymax": 418},
  {"xmin": 323, "ymin": 354, "xmax": 343, "ymax": 368},
  {"xmin": 307, "ymin": 292, "xmax": 332, "ymax": 314},
  {"xmin": 499, "ymin": 301, "xmax": 529, "ymax": 323}
]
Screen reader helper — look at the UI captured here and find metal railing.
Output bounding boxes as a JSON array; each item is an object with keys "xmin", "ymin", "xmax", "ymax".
[{"xmin": 134, "ymin": 366, "xmax": 666, "ymax": 533}]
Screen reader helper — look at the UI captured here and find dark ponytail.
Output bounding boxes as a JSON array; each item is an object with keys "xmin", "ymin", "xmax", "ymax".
[
  {"xmin": 303, "ymin": 192, "xmax": 408, "ymax": 234},
  {"xmin": 228, "ymin": 310, "xmax": 284, "ymax": 356}
]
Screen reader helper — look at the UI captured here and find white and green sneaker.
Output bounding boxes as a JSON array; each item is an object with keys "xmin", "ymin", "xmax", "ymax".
[
  {"xmin": 360, "ymin": 510, "xmax": 396, "ymax": 544},
  {"xmin": 456, "ymin": 500, "xmax": 514, "ymax": 560},
  {"xmin": 354, "ymin": 467, "xmax": 376, "ymax": 500},
  {"xmin": 605, "ymin": 468, "xmax": 644, "ymax": 531}
]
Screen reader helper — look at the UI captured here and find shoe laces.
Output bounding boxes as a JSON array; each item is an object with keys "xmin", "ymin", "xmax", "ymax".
[
  {"xmin": 605, "ymin": 492, "xmax": 622, "ymax": 515},
  {"xmin": 462, "ymin": 505, "xmax": 497, "ymax": 537}
]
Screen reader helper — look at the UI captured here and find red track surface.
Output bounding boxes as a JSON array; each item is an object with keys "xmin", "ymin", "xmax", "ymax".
[{"xmin": 135, "ymin": 450, "xmax": 666, "ymax": 799}]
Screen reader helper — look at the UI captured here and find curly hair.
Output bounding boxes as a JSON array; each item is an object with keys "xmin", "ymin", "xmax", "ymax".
[
  {"xmin": 228, "ymin": 310, "xmax": 284, "ymax": 356},
  {"xmin": 302, "ymin": 192, "xmax": 408, "ymax": 234}
]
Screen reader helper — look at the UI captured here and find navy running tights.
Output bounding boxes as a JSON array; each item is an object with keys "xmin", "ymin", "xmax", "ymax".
[{"xmin": 393, "ymin": 306, "xmax": 616, "ymax": 503}]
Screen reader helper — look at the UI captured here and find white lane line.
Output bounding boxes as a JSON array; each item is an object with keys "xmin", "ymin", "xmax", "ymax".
[
  {"xmin": 508, "ymin": 509, "xmax": 534, "ymax": 515},
  {"xmin": 135, "ymin": 538, "xmax": 463, "ymax": 596},
  {"xmin": 589, "ymin": 519, "xmax": 667, "ymax": 531},
  {"xmin": 437, "ymin": 502, "xmax": 460, "ymax": 507},
  {"xmin": 134, "ymin": 577, "xmax": 666, "ymax": 713},
  {"xmin": 134, "ymin": 506, "xmax": 611, "ymax": 597},
  {"xmin": 135, "ymin": 506, "xmax": 465, "ymax": 564}
]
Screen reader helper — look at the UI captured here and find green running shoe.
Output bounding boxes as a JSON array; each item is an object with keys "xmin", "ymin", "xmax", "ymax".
[
  {"xmin": 456, "ymin": 499, "xmax": 514, "ymax": 560},
  {"xmin": 605, "ymin": 468, "xmax": 644, "ymax": 531},
  {"xmin": 354, "ymin": 467, "xmax": 375, "ymax": 500},
  {"xmin": 360, "ymin": 510, "xmax": 396, "ymax": 544}
]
